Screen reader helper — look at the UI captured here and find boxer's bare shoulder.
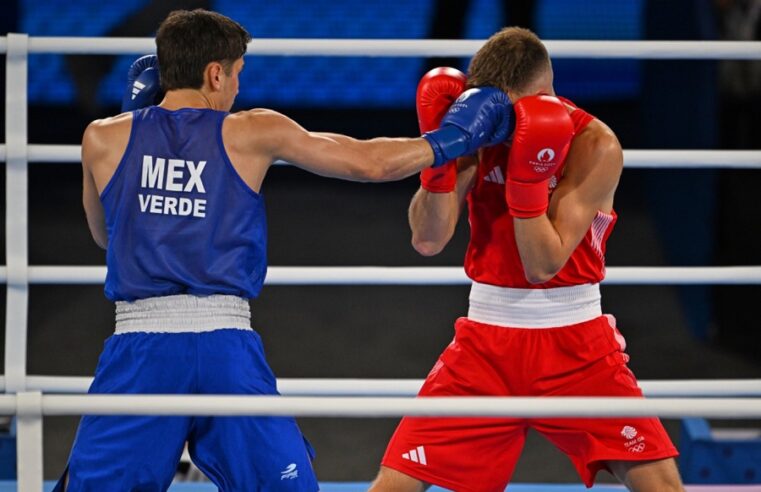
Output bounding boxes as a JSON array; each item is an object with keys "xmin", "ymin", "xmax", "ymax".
[{"xmin": 82, "ymin": 113, "xmax": 133, "ymax": 190}]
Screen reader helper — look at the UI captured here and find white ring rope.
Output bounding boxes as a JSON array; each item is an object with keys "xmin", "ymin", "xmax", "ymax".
[
  {"xmin": 277, "ymin": 379, "xmax": 761, "ymax": 398},
  {"xmin": 0, "ymin": 266, "xmax": 759, "ymax": 285},
  {"xmin": 1, "ymin": 393, "xmax": 760, "ymax": 419},
  {"xmin": 0, "ymin": 37, "xmax": 760, "ymax": 59},
  {"xmin": 4, "ymin": 376, "xmax": 760, "ymax": 397},
  {"xmin": 1, "ymin": 145, "xmax": 760, "ymax": 169}
]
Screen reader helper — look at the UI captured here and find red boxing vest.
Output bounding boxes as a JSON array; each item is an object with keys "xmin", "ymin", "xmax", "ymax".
[{"xmin": 464, "ymin": 98, "xmax": 617, "ymax": 288}]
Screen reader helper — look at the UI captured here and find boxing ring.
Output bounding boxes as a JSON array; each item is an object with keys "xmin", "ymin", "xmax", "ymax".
[{"xmin": 2, "ymin": 35, "xmax": 761, "ymax": 491}]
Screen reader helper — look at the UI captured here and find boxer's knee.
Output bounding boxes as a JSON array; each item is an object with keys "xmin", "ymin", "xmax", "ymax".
[
  {"xmin": 368, "ymin": 465, "xmax": 429, "ymax": 492},
  {"xmin": 607, "ymin": 457, "xmax": 684, "ymax": 492}
]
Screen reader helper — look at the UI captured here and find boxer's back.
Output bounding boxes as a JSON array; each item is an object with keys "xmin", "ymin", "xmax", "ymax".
[{"xmin": 101, "ymin": 106, "xmax": 267, "ymax": 301}]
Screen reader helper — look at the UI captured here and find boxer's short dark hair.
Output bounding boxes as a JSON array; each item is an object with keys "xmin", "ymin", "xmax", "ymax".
[
  {"xmin": 157, "ymin": 9, "xmax": 251, "ymax": 91},
  {"xmin": 468, "ymin": 27, "xmax": 550, "ymax": 94}
]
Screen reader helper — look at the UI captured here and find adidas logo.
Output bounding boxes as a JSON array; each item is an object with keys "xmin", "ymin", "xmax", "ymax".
[
  {"xmin": 483, "ymin": 166, "xmax": 504, "ymax": 184},
  {"xmin": 401, "ymin": 446, "xmax": 427, "ymax": 465},
  {"xmin": 131, "ymin": 80, "xmax": 147, "ymax": 101}
]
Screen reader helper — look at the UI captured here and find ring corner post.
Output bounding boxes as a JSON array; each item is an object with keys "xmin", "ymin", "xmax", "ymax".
[
  {"xmin": 5, "ymin": 32, "xmax": 39, "ymax": 491},
  {"xmin": 4, "ymin": 32, "xmax": 30, "ymax": 395},
  {"xmin": 16, "ymin": 391, "xmax": 43, "ymax": 492}
]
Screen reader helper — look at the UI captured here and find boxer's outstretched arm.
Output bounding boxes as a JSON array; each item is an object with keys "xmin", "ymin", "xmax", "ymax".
[
  {"xmin": 239, "ymin": 109, "xmax": 434, "ymax": 182},
  {"xmin": 307, "ymin": 131, "xmax": 435, "ymax": 181},
  {"xmin": 236, "ymin": 88, "xmax": 509, "ymax": 183},
  {"xmin": 513, "ymin": 121, "xmax": 622, "ymax": 283},
  {"xmin": 408, "ymin": 156, "xmax": 477, "ymax": 256}
]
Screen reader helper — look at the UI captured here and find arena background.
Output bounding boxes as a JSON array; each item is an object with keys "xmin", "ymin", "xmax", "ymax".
[{"xmin": 0, "ymin": 0, "xmax": 760, "ymax": 485}]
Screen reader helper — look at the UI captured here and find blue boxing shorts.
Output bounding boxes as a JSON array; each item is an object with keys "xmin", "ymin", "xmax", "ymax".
[{"xmin": 54, "ymin": 327, "xmax": 318, "ymax": 492}]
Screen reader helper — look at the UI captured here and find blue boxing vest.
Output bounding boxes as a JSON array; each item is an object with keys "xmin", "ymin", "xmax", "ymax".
[{"xmin": 100, "ymin": 107, "xmax": 267, "ymax": 301}]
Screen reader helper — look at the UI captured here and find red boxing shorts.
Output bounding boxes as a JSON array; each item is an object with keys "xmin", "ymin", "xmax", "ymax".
[{"xmin": 381, "ymin": 315, "xmax": 678, "ymax": 492}]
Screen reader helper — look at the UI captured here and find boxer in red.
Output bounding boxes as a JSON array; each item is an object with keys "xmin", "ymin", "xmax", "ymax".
[{"xmin": 370, "ymin": 27, "xmax": 684, "ymax": 492}]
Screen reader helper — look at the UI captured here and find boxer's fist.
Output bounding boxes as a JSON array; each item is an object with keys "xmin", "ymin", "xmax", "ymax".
[
  {"xmin": 122, "ymin": 55, "xmax": 160, "ymax": 112},
  {"xmin": 416, "ymin": 67, "xmax": 467, "ymax": 192},
  {"xmin": 423, "ymin": 87, "xmax": 512, "ymax": 168},
  {"xmin": 506, "ymin": 95, "xmax": 575, "ymax": 218}
]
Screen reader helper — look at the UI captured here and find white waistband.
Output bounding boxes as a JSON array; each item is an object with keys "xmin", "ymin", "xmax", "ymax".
[
  {"xmin": 467, "ymin": 282, "xmax": 602, "ymax": 328},
  {"xmin": 115, "ymin": 294, "xmax": 251, "ymax": 334}
]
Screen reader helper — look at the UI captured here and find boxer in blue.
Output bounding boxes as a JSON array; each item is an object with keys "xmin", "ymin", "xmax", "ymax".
[{"xmin": 55, "ymin": 9, "xmax": 511, "ymax": 491}]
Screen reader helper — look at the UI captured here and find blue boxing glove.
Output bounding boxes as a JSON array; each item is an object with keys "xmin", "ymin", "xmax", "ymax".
[
  {"xmin": 121, "ymin": 54, "xmax": 160, "ymax": 112},
  {"xmin": 422, "ymin": 87, "xmax": 513, "ymax": 167}
]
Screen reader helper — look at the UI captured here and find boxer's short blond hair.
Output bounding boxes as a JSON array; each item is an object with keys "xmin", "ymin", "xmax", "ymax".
[{"xmin": 468, "ymin": 27, "xmax": 550, "ymax": 94}]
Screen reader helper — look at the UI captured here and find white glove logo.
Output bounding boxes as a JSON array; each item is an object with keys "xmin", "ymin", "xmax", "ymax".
[
  {"xmin": 537, "ymin": 148, "xmax": 555, "ymax": 163},
  {"xmin": 131, "ymin": 80, "xmax": 146, "ymax": 100},
  {"xmin": 457, "ymin": 91, "xmax": 474, "ymax": 102}
]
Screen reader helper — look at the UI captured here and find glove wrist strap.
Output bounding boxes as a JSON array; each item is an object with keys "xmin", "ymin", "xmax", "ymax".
[
  {"xmin": 506, "ymin": 179, "xmax": 549, "ymax": 218},
  {"xmin": 423, "ymin": 126, "xmax": 468, "ymax": 168},
  {"xmin": 421, "ymin": 161, "xmax": 457, "ymax": 192}
]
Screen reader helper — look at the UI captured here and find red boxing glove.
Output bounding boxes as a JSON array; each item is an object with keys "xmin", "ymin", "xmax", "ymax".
[
  {"xmin": 506, "ymin": 95, "xmax": 575, "ymax": 217},
  {"xmin": 417, "ymin": 67, "xmax": 467, "ymax": 192}
]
